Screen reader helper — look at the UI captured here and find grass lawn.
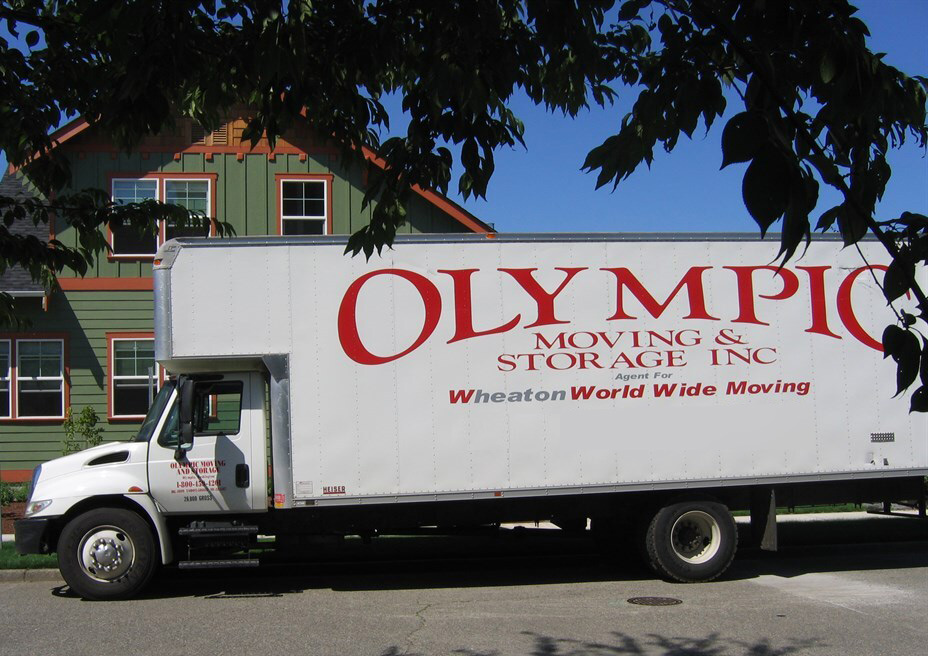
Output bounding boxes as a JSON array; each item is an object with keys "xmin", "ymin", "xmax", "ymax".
[{"xmin": 0, "ymin": 543, "xmax": 57, "ymax": 569}]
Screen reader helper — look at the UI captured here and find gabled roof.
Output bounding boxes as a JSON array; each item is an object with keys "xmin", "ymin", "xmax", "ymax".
[
  {"xmin": 0, "ymin": 172, "xmax": 46, "ymax": 296},
  {"xmin": 14, "ymin": 116, "xmax": 494, "ymax": 234}
]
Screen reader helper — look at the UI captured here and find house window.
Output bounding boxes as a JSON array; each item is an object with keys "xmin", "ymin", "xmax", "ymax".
[
  {"xmin": 109, "ymin": 336, "xmax": 159, "ymax": 419},
  {"xmin": 16, "ymin": 340, "xmax": 64, "ymax": 418},
  {"xmin": 111, "ymin": 179, "xmax": 159, "ymax": 256},
  {"xmin": 164, "ymin": 179, "xmax": 210, "ymax": 241},
  {"xmin": 280, "ymin": 179, "xmax": 328, "ymax": 235},
  {"xmin": 0, "ymin": 340, "xmax": 10, "ymax": 418},
  {"xmin": 109, "ymin": 176, "xmax": 215, "ymax": 258}
]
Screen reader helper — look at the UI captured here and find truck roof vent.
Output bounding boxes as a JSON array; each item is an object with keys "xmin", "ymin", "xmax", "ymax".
[
  {"xmin": 87, "ymin": 451, "xmax": 130, "ymax": 466},
  {"xmin": 870, "ymin": 432, "xmax": 895, "ymax": 443}
]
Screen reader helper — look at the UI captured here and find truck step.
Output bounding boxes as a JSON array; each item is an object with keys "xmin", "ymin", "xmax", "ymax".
[
  {"xmin": 178, "ymin": 524, "xmax": 260, "ymax": 538},
  {"xmin": 177, "ymin": 559, "xmax": 261, "ymax": 570}
]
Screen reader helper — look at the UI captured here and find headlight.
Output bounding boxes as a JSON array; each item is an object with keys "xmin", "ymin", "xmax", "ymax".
[
  {"xmin": 25, "ymin": 500, "xmax": 52, "ymax": 517},
  {"xmin": 28, "ymin": 464, "xmax": 42, "ymax": 502}
]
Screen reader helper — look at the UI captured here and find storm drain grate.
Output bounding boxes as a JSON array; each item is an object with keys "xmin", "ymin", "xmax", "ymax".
[{"xmin": 626, "ymin": 596, "xmax": 683, "ymax": 606}]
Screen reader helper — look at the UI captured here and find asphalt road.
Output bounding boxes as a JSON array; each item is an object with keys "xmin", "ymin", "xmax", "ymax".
[{"xmin": 1, "ymin": 513, "xmax": 926, "ymax": 656}]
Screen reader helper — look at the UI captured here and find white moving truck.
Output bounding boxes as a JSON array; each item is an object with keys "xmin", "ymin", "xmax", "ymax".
[{"xmin": 16, "ymin": 234, "xmax": 928, "ymax": 599}]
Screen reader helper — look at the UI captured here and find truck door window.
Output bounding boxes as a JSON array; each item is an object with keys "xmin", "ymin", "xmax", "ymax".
[
  {"xmin": 198, "ymin": 381, "xmax": 243, "ymax": 435},
  {"xmin": 158, "ymin": 380, "xmax": 243, "ymax": 447}
]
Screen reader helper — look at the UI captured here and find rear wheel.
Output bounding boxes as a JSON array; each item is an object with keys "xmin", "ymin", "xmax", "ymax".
[
  {"xmin": 644, "ymin": 499, "xmax": 736, "ymax": 582},
  {"xmin": 58, "ymin": 508, "xmax": 157, "ymax": 600}
]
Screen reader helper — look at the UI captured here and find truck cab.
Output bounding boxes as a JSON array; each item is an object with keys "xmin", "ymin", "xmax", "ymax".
[{"xmin": 15, "ymin": 371, "xmax": 268, "ymax": 599}]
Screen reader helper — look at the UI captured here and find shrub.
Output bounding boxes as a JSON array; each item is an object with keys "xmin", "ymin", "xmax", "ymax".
[
  {"xmin": 0, "ymin": 483, "xmax": 28, "ymax": 505},
  {"xmin": 62, "ymin": 406, "xmax": 104, "ymax": 455}
]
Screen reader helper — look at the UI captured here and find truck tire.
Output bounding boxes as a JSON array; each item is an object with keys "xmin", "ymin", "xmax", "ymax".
[
  {"xmin": 57, "ymin": 508, "xmax": 157, "ymax": 600},
  {"xmin": 644, "ymin": 500, "xmax": 736, "ymax": 583}
]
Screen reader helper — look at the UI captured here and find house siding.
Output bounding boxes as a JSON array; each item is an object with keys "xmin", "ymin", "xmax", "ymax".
[{"xmin": 1, "ymin": 291, "xmax": 154, "ymax": 478}]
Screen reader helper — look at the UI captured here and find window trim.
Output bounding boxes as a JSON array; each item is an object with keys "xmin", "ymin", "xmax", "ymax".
[
  {"xmin": 107, "ymin": 173, "xmax": 218, "ymax": 261},
  {"xmin": 0, "ymin": 339, "xmax": 10, "ymax": 420},
  {"xmin": 275, "ymin": 173, "xmax": 334, "ymax": 236},
  {"xmin": 109, "ymin": 177, "xmax": 160, "ymax": 259},
  {"xmin": 162, "ymin": 177, "xmax": 213, "ymax": 243},
  {"xmin": 107, "ymin": 332, "xmax": 163, "ymax": 421},
  {"xmin": 0, "ymin": 334, "xmax": 70, "ymax": 423}
]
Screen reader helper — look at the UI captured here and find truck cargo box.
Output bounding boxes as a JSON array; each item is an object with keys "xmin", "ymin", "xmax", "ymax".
[{"xmin": 153, "ymin": 234, "xmax": 927, "ymax": 508}]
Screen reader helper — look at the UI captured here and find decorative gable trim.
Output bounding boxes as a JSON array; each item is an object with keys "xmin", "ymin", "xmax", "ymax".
[{"xmin": 13, "ymin": 117, "xmax": 494, "ymax": 234}]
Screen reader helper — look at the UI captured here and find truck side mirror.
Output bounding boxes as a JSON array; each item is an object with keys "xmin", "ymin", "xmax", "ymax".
[{"xmin": 176, "ymin": 377, "xmax": 196, "ymax": 459}]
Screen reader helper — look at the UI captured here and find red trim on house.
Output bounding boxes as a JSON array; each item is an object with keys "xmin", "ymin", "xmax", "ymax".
[
  {"xmin": 58, "ymin": 278, "xmax": 153, "ymax": 291},
  {"xmin": 0, "ymin": 333, "xmax": 70, "ymax": 424},
  {"xmin": 106, "ymin": 332, "xmax": 160, "ymax": 421},
  {"xmin": 360, "ymin": 147, "xmax": 493, "ymax": 233},
  {"xmin": 0, "ymin": 470, "xmax": 33, "ymax": 483},
  {"xmin": 413, "ymin": 185, "xmax": 492, "ymax": 234},
  {"xmin": 274, "ymin": 173, "xmax": 335, "ymax": 236},
  {"xmin": 48, "ymin": 117, "xmax": 92, "ymax": 148}
]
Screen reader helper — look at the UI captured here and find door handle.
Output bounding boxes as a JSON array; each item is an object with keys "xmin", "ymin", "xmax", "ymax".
[{"xmin": 235, "ymin": 464, "xmax": 250, "ymax": 488}]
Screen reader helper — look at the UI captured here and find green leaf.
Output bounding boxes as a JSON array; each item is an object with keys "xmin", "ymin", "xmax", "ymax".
[
  {"xmin": 741, "ymin": 145, "xmax": 791, "ymax": 233},
  {"xmin": 882, "ymin": 324, "xmax": 907, "ymax": 359},
  {"xmin": 25, "ymin": 30, "xmax": 39, "ymax": 48},
  {"xmin": 882, "ymin": 258, "xmax": 913, "ymax": 303},
  {"xmin": 618, "ymin": 0, "xmax": 648, "ymax": 21},
  {"xmin": 920, "ymin": 340, "xmax": 928, "ymax": 386},
  {"xmin": 893, "ymin": 329, "xmax": 921, "ymax": 396},
  {"xmin": 816, "ymin": 205, "xmax": 841, "ymax": 231},
  {"xmin": 836, "ymin": 206, "xmax": 869, "ymax": 246},
  {"xmin": 910, "ymin": 386, "xmax": 928, "ymax": 413},
  {"xmin": 819, "ymin": 51, "xmax": 837, "ymax": 84},
  {"xmin": 721, "ymin": 112, "xmax": 767, "ymax": 168}
]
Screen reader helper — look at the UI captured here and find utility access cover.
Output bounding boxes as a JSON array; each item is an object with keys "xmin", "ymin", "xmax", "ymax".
[{"xmin": 626, "ymin": 596, "xmax": 683, "ymax": 606}]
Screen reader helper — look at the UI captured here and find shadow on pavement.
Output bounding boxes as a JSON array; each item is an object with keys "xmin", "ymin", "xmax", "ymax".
[
  {"xmin": 382, "ymin": 631, "xmax": 823, "ymax": 656},
  {"xmin": 125, "ymin": 514, "xmax": 927, "ymax": 601}
]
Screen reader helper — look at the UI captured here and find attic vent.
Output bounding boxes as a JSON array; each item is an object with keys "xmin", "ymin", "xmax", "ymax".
[
  {"xmin": 870, "ymin": 432, "xmax": 895, "ymax": 443},
  {"xmin": 191, "ymin": 123, "xmax": 207, "ymax": 144},
  {"xmin": 87, "ymin": 451, "xmax": 130, "ymax": 466},
  {"xmin": 211, "ymin": 124, "xmax": 229, "ymax": 146}
]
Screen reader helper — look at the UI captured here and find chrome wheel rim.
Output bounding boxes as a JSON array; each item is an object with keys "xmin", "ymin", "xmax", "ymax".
[{"xmin": 78, "ymin": 525, "xmax": 136, "ymax": 582}]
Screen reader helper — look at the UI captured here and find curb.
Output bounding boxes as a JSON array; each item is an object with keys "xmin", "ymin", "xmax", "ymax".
[{"xmin": 0, "ymin": 569, "xmax": 63, "ymax": 583}]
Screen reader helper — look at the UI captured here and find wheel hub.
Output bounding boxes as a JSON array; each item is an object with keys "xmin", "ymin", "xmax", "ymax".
[
  {"xmin": 670, "ymin": 510, "xmax": 721, "ymax": 564},
  {"xmin": 90, "ymin": 538, "xmax": 122, "ymax": 570},
  {"xmin": 79, "ymin": 527, "xmax": 136, "ymax": 582}
]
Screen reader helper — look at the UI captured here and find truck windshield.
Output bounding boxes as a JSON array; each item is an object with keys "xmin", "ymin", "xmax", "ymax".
[{"xmin": 131, "ymin": 381, "xmax": 176, "ymax": 443}]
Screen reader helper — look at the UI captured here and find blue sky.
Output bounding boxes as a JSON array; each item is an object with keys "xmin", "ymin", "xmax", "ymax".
[
  {"xmin": 442, "ymin": 0, "xmax": 928, "ymax": 233},
  {"xmin": 2, "ymin": 2, "xmax": 925, "ymax": 235}
]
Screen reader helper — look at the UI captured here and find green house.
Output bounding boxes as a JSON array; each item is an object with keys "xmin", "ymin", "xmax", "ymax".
[{"xmin": 0, "ymin": 114, "xmax": 492, "ymax": 482}]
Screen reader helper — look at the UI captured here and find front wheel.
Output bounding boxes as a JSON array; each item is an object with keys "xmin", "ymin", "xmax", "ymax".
[
  {"xmin": 58, "ymin": 508, "xmax": 157, "ymax": 600},
  {"xmin": 644, "ymin": 499, "xmax": 736, "ymax": 582}
]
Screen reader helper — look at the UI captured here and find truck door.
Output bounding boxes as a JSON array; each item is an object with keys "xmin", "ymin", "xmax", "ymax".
[{"xmin": 147, "ymin": 373, "xmax": 266, "ymax": 514}]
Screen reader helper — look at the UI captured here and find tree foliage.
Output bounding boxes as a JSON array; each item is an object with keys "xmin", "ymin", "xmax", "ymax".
[{"xmin": 1, "ymin": 0, "xmax": 926, "ymax": 408}]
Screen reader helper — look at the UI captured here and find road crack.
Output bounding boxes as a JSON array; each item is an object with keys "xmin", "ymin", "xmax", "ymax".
[{"xmin": 402, "ymin": 602, "xmax": 432, "ymax": 655}]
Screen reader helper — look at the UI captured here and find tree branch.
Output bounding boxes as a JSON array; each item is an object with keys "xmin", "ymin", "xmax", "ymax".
[{"xmin": 676, "ymin": 0, "xmax": 928, "ymax": 314}]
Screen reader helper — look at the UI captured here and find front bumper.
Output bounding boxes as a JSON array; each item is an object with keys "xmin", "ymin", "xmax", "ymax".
[{"xmin": 14, "ymin": 517, "xmax": 55, "ymax": 555}]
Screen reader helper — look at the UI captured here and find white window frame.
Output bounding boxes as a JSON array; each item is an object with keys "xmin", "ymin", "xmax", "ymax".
[
  {"xmin": 0, "ymin": 339, "xmax": 10, "ymax": 419},
  {"xmin": 15, "ymin": 338, "xmax": 65, "ymax": 420},
  {"xmin": 163, "ymin": 178, "xmax": 212, "ymax": 242},
  {"xmin": 279, "ymin": 177, "xmax": 330, "ymax": 236},
  {"xmin": 110, "ymin": 178, "xmax": 160, "ymax": 258},
  {"xmin": 109, "ymin": 337, "xmax": 161, "ymax": 420}
]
